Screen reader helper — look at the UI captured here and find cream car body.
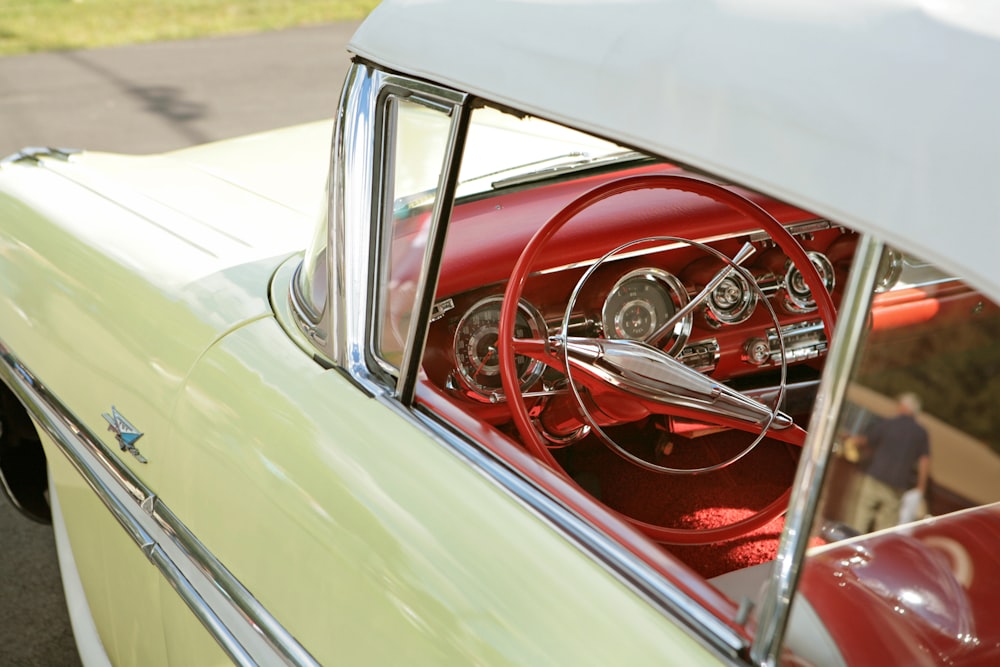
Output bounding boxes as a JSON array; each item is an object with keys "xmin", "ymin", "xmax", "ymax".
[{"xmin": 2, "ymin": 1, "xmax": 1000, "ymax": 666}]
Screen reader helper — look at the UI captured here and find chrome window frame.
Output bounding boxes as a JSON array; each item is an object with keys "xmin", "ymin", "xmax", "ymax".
[
  {"xmin": 300, "ymin": 62, "xmax": 468, "ymax": 399},
  {"xmin": 366, "ymin": 83, "xmax": 468, "ymax": 398}
]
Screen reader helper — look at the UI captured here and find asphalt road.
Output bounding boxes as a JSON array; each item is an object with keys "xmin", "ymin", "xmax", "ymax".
[{"xmin": 0, "ymin": 21, "xmax": 359, "ymax": 665}]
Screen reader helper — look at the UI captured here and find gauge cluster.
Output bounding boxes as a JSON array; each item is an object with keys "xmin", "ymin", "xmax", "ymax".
[
  {"xmin": 600, "ymin": 268, "xmax": 691, "ymax": 352},
  {"xmin": 430, "ymin": 223, "xmax": 855, "ymax": 407},
  {"xmin": 452, "ymin": 296, "xmax": 547, "ymax": 400}
]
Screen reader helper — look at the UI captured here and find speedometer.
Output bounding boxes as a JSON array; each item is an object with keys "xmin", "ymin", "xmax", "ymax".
[
  {"xmin": 453, "ymin": 296, "xmax": 547, "ymax": 400},
  {"xmin": 783, "ymin": 251, "xmax": 835, "ymax": 313},
  {"xmin": 601, "ymin": 268, "xmax": 691, "ymax": 353}
]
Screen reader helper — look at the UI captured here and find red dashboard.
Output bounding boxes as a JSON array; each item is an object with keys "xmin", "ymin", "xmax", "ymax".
[{"xmin": 418, "ymin": 162, "xmax": 856, "ymax": 424}]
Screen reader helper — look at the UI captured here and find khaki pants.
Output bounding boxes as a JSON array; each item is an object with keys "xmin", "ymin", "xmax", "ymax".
[{"xmin": 851, "ymin": 475, "xmax": 902, "ymax": 533}]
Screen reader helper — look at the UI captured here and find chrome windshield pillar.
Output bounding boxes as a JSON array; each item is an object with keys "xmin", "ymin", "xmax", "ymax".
[
  {"xmin": 750, "ymin": 233, "xmax": 885, "ymax": 666},
  {"xmin": 329, "ymin": 62, "xmax": 380, "ymax": 375},
  {"xmin": 325, "ymin": 62, "xmax": 468, "ymax": 397}
]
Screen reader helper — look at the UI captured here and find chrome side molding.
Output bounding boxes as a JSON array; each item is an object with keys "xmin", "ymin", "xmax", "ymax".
[{"xmin": 0, "ymin": 340, "xmax": 320, "ymax": 667}]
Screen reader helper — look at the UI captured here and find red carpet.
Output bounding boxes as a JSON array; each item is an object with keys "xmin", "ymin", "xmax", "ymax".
[{"xmin": 561, "ymin": 426, "xmax": 800, "ymax": 577}]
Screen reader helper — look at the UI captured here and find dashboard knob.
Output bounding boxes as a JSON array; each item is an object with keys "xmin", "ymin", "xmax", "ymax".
[{"xmin": 743, "ymin": 337, "xmax": 771, "ymax": 366}]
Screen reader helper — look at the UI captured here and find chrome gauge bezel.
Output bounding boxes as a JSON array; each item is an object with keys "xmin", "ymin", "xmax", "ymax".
[
  {"xmin": 783, "ymin": 251, "xmax": 835, "ymax": 313},
  {"xmin": 874, "ymin": 247, "xmax": 904, "ymax": 292},
  {"xmin": 601, "ymin": 267, "xmax": 691, "ymax": 353},
  {"xmin": 453, "ymin": 295, "xmax": 547, "ymax": 401},
  {"xmin": 705, "ymin": 268, "xmax": 758, "ymax": 326}
]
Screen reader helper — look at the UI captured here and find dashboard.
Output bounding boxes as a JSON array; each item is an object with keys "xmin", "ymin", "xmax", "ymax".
[{"xmin": 417, "ymin": 162, "xmax": 858, "ymax": 429}]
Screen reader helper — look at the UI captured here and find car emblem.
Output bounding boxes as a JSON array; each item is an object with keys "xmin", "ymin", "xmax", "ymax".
[{"xmin": 102, "ymin": 406, "xmax": 148, "ymax": 464}]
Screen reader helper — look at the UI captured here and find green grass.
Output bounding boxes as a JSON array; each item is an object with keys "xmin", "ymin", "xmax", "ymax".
[{"xmin": 0, "ymin": 0, "xmax": 379, "ymax": 56}]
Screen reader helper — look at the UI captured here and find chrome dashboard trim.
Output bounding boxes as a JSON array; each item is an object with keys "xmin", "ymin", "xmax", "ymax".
[
  {"xmin": 782, "ymin": 250, "xmax": 835, "ymax": 313},
  {"xmin": 677, "ymin": 338, "xmax": 721, "ymax": 374},
  {"xmin": 705, "ymin": 269, "xmax": 758, "ymax": 326},
  {"xmin": 533, "ymin": 219, "xmax": 834, "ymax": 278},
  {"xmin": 451, "ymin": 295, "xmax": 547, "ymax": 401},
  {"xmin": 0, "ymin": 340, "xmax": 320, "ymax": 667},
  {"xmin": 600, "ymin": 266, "xmax": 692, "ymax": 349},
  {"xmin": 748, "ymin": 218, "xmax": 830, "ymax": 242},
  {"xmin": 763, "ymin": 319, "xmax": 828, "ymax": 365}
]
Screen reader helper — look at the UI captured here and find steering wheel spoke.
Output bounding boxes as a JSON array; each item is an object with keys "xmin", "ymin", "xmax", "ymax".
[
  {"xmin": 629, "ymin": 397, "xmax": 809, "ymax": 447},
  {"xmin": 509, "ymin": 336, "xmax": 564, "ymax": 369}
]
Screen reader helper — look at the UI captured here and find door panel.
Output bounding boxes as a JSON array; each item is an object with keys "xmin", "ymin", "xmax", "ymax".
[{"xmin": 164, "ymin": 316, "xmax": 718, "ymax": 665}]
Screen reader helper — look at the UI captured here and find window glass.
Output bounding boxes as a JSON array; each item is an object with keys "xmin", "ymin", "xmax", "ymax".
[
  {"xmin": 455, "ymin": 106, "xmax": 628, "ymax": 198},
  {"xmin": 375, "ymin": 96, "xmax": 453, "ymax": 368},
  {"xmin": 789, "ymin": 247, "xmax": 1000, "ymax": 664},
  {"xmin": 375, "ymin": 101, "xmax": 628, "ymax": 370},
  {"xmin": 296, "ymin": 209, "xmax": 328, "ymax": 322},
  {"xmin": 816, "ymin": 251, "xmax": 1000, "ymax": 537}
]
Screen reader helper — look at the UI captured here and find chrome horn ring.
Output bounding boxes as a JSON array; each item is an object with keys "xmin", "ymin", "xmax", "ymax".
[{"xmin": 558, "ymin": 237, "xmax": 789, "ymax": 475}]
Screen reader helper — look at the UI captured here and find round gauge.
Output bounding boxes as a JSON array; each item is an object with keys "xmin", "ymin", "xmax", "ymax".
[
  {"xmin": 705, "ymin": 269, "xmax": 757, "ymax": 326},
  {"xmin": 875, "ymin": 247, "xmax": 903, "ymax": 292},
  {"xmin": 453, "ymin": 296, "xmax": 546, "ymax": 400},
  {"xmin": 601, "ymin": 268, "xmax": 691, "ymax": 351},
  {"xmin": 784, "ymin": 251, "xmax": 835, "ymax": 313}
]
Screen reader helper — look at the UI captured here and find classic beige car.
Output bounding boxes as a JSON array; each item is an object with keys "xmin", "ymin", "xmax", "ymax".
[{"xmin": 2, "ymin": 1, "xmax": 1000, "ymax": 665}]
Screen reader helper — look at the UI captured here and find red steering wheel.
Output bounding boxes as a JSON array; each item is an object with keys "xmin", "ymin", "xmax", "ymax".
[{"xmin": 498, "ymin": 174, "xmax": 836, "ymax": 545}]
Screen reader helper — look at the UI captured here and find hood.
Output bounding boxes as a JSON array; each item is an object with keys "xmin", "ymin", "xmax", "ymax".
[
  {"xmin": 1, "ymin": 120, "xmax": 332, "ymax": 292},
  {"xmin": 0, "ymin": 122, "xmax": 334, "ymax": 460}
]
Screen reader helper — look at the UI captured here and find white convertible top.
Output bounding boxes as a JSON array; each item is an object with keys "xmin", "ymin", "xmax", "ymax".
[{"xmin": 350, "ymin": 0, "xmax": 1000, "ymax": 298}]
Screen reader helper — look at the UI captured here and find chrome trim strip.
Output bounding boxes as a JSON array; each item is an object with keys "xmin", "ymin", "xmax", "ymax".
[
  {"xmin": 750, "ymin": 234, "xmax": 885, "ymax": 666},
  {"xmin": 0, "ymin": 341, "xmax": 320, "ymax": 667},
  {"xmin": 532, "ymin": 219, "xmax": 833, "ymax": 278},
  {"xmin": 330, "ymin": 63, "xmax": 378, "ymax": 376}
]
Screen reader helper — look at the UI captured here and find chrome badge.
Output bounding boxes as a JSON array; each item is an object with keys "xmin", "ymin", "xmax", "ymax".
[{"xmin": 102, "ymin": 407, "xmax": 148, "ymax": 464}]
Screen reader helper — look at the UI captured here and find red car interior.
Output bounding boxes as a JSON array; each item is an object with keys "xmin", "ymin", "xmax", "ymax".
[{"xmin": 409, "ymin": 158, "xmax": 996, "ymax": 663}]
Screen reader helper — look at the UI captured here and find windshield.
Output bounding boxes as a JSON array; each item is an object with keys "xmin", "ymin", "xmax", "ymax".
[{"xmin": 391, "ymin": 106, "xmax": 638, "ymax": 218}]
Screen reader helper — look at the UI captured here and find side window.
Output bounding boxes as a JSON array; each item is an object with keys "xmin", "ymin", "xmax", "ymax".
[
  {"xmin": 791, "ymin": 247, "xmax": 1000, "ymax": 664},
  {"xmin": 817, "ymin": 252, "xmax": 1000, "ymax": 538},
  {"xmin": 374, "ymin": 95, "xmax": 453, "ymax": 369}
]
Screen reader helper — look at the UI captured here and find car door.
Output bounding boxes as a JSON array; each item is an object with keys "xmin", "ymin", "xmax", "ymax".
[{"xmin": 144, "ymin": 73, "xmax": 728, "ymax": 664}]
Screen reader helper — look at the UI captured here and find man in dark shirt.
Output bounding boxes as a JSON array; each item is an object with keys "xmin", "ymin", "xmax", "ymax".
[{"xmin": 850, "ymin": 393, "xmax": 931, "ymax": 532}]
